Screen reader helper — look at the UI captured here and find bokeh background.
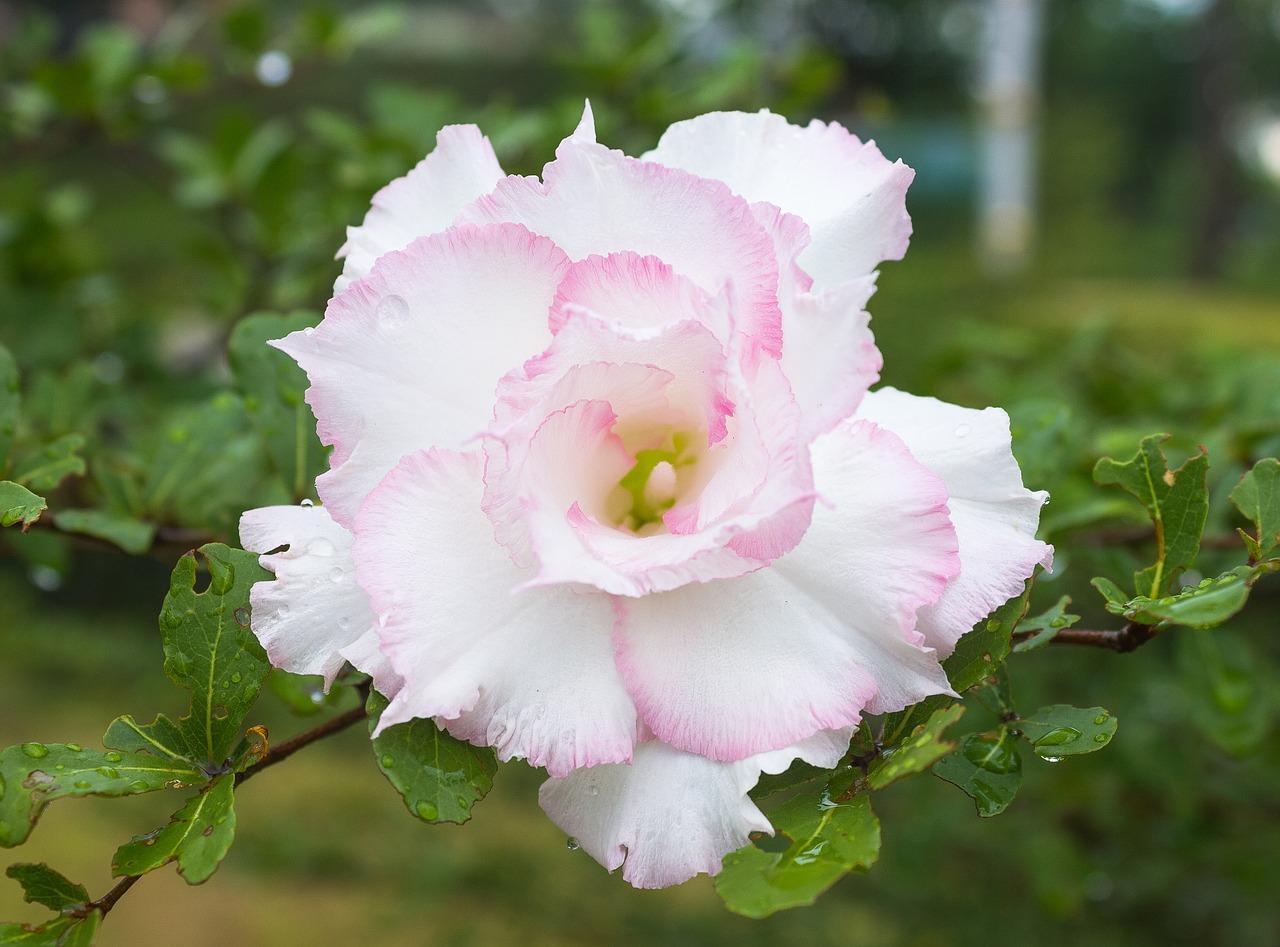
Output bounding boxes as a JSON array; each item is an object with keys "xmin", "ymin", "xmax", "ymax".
[{"xmin": 1, "ymin": 1, "xmax": 1278, "ymax": 944}]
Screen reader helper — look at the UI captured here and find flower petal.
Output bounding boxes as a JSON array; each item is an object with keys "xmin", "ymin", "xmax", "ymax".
[
  {"xmin": 276, "ymin": 222, "xmax": 570, "ymax": 527},
  {"xmin": 856, "ymin": 387, "xmax": 1053, "ymax": 654},
  {"xmin": 538, "ymin": 729, "xmax": 850, "ymax": 889},
  {"xmin": 239, "ymin": 503, "xmax": 380, "ymax": 689},
  {"xmin": 352, "ymin": 448, "xmax": 637, "ymax": 776},
  {"xmin": 459, "ymin": 127, "xmax": 783, "ymax": 360},
  {"xmin": 614, "ymin": 420, "xmax": 959, "ymax": 761},
  {"xmin": 644, "ymin": 110, "xmax": 914, "ymax": 290},
  {"xmin": 336, "ymin": 125, "xmax": 503, "ymax": 291}
]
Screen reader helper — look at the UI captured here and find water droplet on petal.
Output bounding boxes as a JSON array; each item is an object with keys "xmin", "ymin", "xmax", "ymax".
[
  {"xmin": 376, "ymin": 294, "xmax": 409, "ymax": 329},
  {"xmin": 299, "ymin": 498, "xmax": 314, "ymax": 508},
  {"xmin": 308, "ymin": 537, "xmax": 335, "ymax": 558},
  {"xmin": 566, "ymin": 837, "xmax": 581, "ymax": 852},
  {"xmin": 329, "ymin": 567, "xmax": 344, "ymax": 583},
  {"xmin": 954, "ymin": 423, "xmax": 971, "ymax": 438}
]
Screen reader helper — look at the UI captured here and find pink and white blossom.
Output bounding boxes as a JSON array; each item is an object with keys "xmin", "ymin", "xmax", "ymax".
[{"xmin": 239, "ymin": 104, "xmax": 1050, "ymax": 889}]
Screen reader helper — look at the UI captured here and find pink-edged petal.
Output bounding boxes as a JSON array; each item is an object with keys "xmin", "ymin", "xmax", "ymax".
[
  {"xmin": 458, "ymin": 119, "xmax": 783, "ymax": 360},
  {"xmin": 614, "ymin": 420, "xmax": 959, "ymax": 761},
  {"xmin": 538, "ymin": 729, "xmax": 851, "ymax": 889},
  {"xmin": 276, "ymin": 222, "xmax": 570, "ymax": 527},
  {"xmin": 644, "ymin": 110, "xmax": 914, "ymax": 289},
  {"xmin": 781, "ymin": 275, "xmax": 883, "ymax": 440},
  {"xmin": 336, "ymin": 125, "xmax": 503, "ymax": 292},
  {"xmin": 352, "ymin": 448, "xmax": 637, "ymax": 776},
  {"xmin": 856, "ymin": 387, "xmax": 1053, "ymax": 654},
  {"xmin": 238, "ymin": 503, "xmax": 377, "ymax": 689},
  {"xmin": 548, "ymin": 251, "xmax": 726, "ymax": 340}
]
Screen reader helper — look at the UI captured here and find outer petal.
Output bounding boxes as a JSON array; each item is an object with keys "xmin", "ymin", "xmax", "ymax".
[
  {"xmin": 458, "ymin": 120, "xmax": 784, "ymax": 359},
  {"xmin": 336, "ymin": 124, "xmax": 504, "ymax": 291},
  {"xmin": 352, "ymin": 448, "xmax": 637, "ymax": 776},
  {"xmin": 614, "ymin": 421, "xmax": 960, "ymax": 761},
  {"xmin": 643, "ymin": 110, "xmax": 914, "ymax": 290},
  {"xmin": 538, "ymin": 729, "xmax": 851, "ymax": 889},
  {"xmin": 239, "ymin": 503, "xmax": 388, "ymax": 690},
  {"xmin": 855, "ymin": 387, "xmax": 1053, "ymax": 654},
  {"xmin": 276, "ymin": 222, "xmax": 570, "ymax": 527},
  {"xmin": 781, "ymin": 275, "xmax": 882, "ymax": 441}
]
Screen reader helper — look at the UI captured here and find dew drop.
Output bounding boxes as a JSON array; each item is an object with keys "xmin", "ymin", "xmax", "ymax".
[
  {"xmin": 986, "ymin": 618, "xmax": 1002, "ymax": 631},
  {"xmin": 1041, "ymin": 755, "xmax": 1063, "ymax": 764},
  {"xmin": 65, "ymin": 743, "xmax": 83, "ymax": 753},
  {"xmin": 589, "ymin": 786, "xmax": 600, "ymax": 797},
  {"xmin": 231, "ymin": 671, "xmax": 242, "ymax": 684},
  {"xmin": 233, "ymin": 607, "xmax": 250, "ymax": 628},
  {"xmin": 329, "ymin": 567, "xmax": 344, "ymax": 583},
  {"xmin": 74, "ymin": 780, "xmax": 91, "ymax": 790},
  {"xmin": 308, "ymin": 537, "xmax": 336, "ymax": 558},
  {"xmin": 212, "ymin": 705, "xmax": 230, "ymax": 720},
  {"xmin": 954, "ymin": 423, "xmax": 971, "ymax": 438},
  {"xmin": 278, "ymin": 603, "xmax": 291, "ymax": 618},
  {"xmin": 376, "ymin": 294, "xmax": 409, "ymax": 328},
  {"xmin": 104, "ymin": 751, "xmax": 123, "ymax": 763},
  {"xmin": 299, "ymin": 498, "xmax": 314, "ymax": 508},
  {"xmin": 1049, "ymin": 617, "xmax": 1068, "ymax": 628},
  {"xmin": 1093, "ymin": 713, "xmax": 1110, "ymax": 725},
  {"xmin": 380, "ymin": 754, "xmax": 395, "ymax": 768},
  {"xmin": 20, "ymin": 742, "xmax": 48, "ymax": 759},
  {"xmin": 96, "ymin": 766, "xmax": 120, "ymax": 779},
  {"xmin": 415, "ymin": 800, "xmax": 438, "ymax": 820},
  {"xmin": 1093, "ymin": 733, "xmax": 1109, "ymax": 743},
  {"xmin": 566, "ymin": 837, "xmax": 581, "ymax": 852}
]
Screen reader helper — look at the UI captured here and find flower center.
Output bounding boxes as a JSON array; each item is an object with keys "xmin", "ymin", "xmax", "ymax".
[{"xmin": 606, "ymin": 430, "xmax": 697, "ymax": 534}]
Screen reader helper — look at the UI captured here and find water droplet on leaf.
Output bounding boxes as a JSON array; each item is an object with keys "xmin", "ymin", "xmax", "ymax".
[{"xmin": 20, "ymin": 743, "xmax": 48, "ymax": 759}]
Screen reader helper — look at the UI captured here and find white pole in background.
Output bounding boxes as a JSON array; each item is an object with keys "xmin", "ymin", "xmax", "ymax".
[{"xmin": 977, "ymin": 0, "xmax": 1045, "ymax": 275}]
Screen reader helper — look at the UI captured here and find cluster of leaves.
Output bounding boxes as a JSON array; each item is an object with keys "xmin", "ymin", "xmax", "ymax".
[
  {"xmin": 0, "ymin": 543, "xmax": 496, "ymax": 943},
  {"xmin": 712, "ymin": 434, "xmax": 1279, "ymax": 918}
]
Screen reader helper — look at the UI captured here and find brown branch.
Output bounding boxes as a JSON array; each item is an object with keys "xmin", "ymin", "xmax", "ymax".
[
  {"xmin": 1013, "ymin": 621, "xmax": 1157, "ymax": 653},
  {"xmin": 1070, "ymin": 525, "xmax": 1240, "ymax": 551},
  {"xmin": 84, "ymin": 874, "xmax": 140, "ymax": 918}
]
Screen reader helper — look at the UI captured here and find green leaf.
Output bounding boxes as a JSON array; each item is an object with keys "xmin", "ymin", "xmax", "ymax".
[
  {"xmin": 267, "ymin": 669, "xmax": 344, "ymax": 716},
  {"xmin": 227, "ymin": 312, "xmax": 325, "ymax": 499},
  {"xmin": 111, "ymin": 775, "xmax": 235, "ymax": 884},
  {"xmin": 0, "ymin": 743, "xmax": 205, "ymax": 847},
  {"xmin": 933, "ymin": 729, "xmax": 1023, "ymax": 817},
  {"xmin": 867, "ymin": 703, "xmax": 965, "ymax": 789},
  {"xmin": 1012, "ymin": 595, "xmax": 1080, "ymax": 652},
  {"xmin": 0, "ymin": 909, "xmax": 100, "ymax": 945},
  {"xmin": 1106, "ymin": 566, "xmax": 1255, "ymax": 629},
  {"xmin": 0, "ymin": 483, "xmax": 45, "ymax": 530},
  {"xmin": 4, "ymin": 864, "xmax": 88, "ymax": 913},
  {"xmin": 943, "ymin": 580, "xmax": 1034, "ymax": 691},
  {"xmin": 715, "ymin": 774, "xmax": 880, "ymax": 919},
  {"xmin": 1090, "ymin": 576, "xmax": 1130, "ymax": 608},
  {"xmin": 1176, "ymin": 632, "xmax": 1273, "ymax": 756},
  {"xmin": 1016, "ymin": 705, "xmax": 1118, "ymax": 759},
  {"xmin": 50, "ymin": 509, "xmax": 155, "ymax": 555},
  {"xmin": 1093, "ymin": 434, "xmax": 1209, "ymax": 596},
  {"xmin": 0, "ymin": 345, "xmax": 18, "ymax": 470},
  {"xmin": 12, "ymin": 435, "xmax": 86, "ymax": 493},
  {"xmin": 1230, "ymin": 458, "xmax": 1280, "ymax": 561},
  {"xmin": 367, "ymin": 691, "xmax": 497, "ymax": 825},
  {"xmin": 109, "ymin": 545, "xmax": 270, "ymax": 770}
]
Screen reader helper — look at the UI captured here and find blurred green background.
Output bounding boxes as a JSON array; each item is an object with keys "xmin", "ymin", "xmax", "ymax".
[{"xmin": 1, "ymin": 1, "xmax": 1278, "ymax": 944}]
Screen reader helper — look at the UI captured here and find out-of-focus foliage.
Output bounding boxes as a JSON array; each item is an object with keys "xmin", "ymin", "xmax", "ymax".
[{"xmin": 1, "ymin": 1, "xmax": 1278, "ymax": 945}]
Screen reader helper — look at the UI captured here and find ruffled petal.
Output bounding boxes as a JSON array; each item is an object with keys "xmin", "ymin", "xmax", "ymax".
[
  {"xmin": 239, "ymin": 503, "xmax": 380, "ymax": 689},
  {"xmin": 336, "ymin": 125, "xmax": 503, "ymax": 292},
  {"xmin": 538, "ymin": 729, "xmax": 850, "ymax": 889},
  {"xmin": 614, "ymin": 420, "xmax": 959, "ymax": 761},
  {"xmin": 781, "ymin": 275, "xmax": 882, "ymax": 441},
  {"xmin": 352, "ymin": 448, "xmax": 637, "ymax": 776},
  {"xmin": 856, "ymin": 387, "xmax": 1053, "ymax": 654},
  {"xmin": 275, "ymin": 222, "xmax": 570, "ymax": 527},
  {"xmin": 644, "ymin": 110, "xmax": 914, "ymax": 290},
  {"xmin": 459, "ymin": 115, "xmax": 784, "ymax": 360}
]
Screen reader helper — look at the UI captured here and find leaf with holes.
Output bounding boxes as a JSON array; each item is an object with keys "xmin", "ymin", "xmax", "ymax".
[
  {"xmin": 367, "ymin": 691, "xmax": 497, "ymax": 825},
  {"xmin": 715, "ymin": 772, "xmax": 880, "ymax": 919},
  {"xmin": 0, "ymin": 743, "xmax": 205, "ymax": 847},
  {"xmin": 934, "ymin": 729, "xmax": 1023, "ymax": 817},
  {"xmin": 106, "ymin": 544, "xmax": 270, "ymax": 770},
  {"xmin": 0, "ymin": 910, "xmax": 100, "ymax": 945},
  {"xmin": 1094, "ymin": 435, "xmax": 1209, "ymax": 597},
  {"xmin": 112, "ymin": 775, "xmax": 235, "ymax": 884},
  {"xmin": 1017, "ymin": 705, "xmax": 1118, "ymax": 759}
]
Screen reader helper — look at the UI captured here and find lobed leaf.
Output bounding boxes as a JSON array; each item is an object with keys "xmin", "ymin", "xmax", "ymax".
[
  {"xmin": 112, "ymin": 775, "xmax": 235, "ymax": 884},
  {"xmin": 1016, "ymin": 705, "xmax": 1118, "ymax": 759},
  {"xmin": 0, "ymin": 743, "xmax": 205, "ymax": 848},
  {"xmin": 1105, "ymin": 566, "xmax": 1255, "ymax": 630},
  {"xmin": 715, "ymin": 773, "xmax": 880, "ymax": 919},
  {"xmin": 933, "ymin": 729, "xmax": 1023, "ymax": 818},
  {"xmin": 1093, "ymin": 434, "xmax": 1209, "ymax": 597},
  {"xmin": 866, "ymin": 703, "xmax": 965, "ymax": 790},
  {"xmin": 1229, "ymin": 458, "xmax": 1280, "ymax": 561},
  {"xmin": 0, "ymin": 483, "xmax": 45, "ymax": 530},
  {"xmin": 944, "ymin": 580, "xmax": 1034, "ymax": 692},
  {"xmin": 4, "ymin": 864, "xmax": 88, "ymax": 913},
  {"xmin": 0, "ymin": 910, "xmax": 100, "ymax": 945},
  {"xmin": 1012, "ymin": 595, "xmax": 1080, "ymax": 652},
  {"xmin": 366, "ymin": 691, "xmax": 497, "ymax": 825}
]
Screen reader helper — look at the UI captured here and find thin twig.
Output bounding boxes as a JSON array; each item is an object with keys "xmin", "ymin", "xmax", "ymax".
[
  {"xmin": 1013, "ymin": 621, "xmax": 1157, "ymax": 653},
  {"xmin": 1070, "ymin": 525, "xmax": 1240, "ymax": 550}
]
